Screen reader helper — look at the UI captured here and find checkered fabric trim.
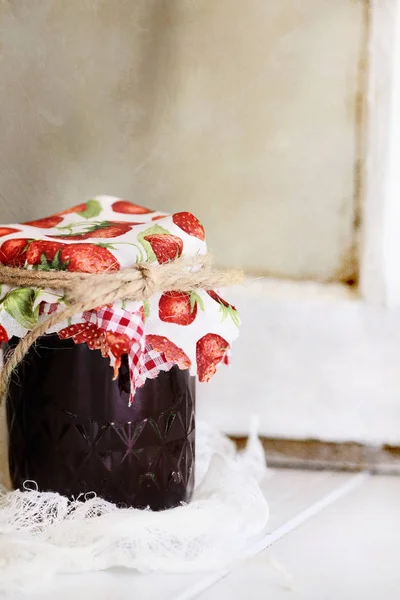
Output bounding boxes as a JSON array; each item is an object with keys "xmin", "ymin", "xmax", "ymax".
[
  {"xmin": 85, "ymin": 306, "xmax": 176, "ymax": 404},
  {"xmin": 84, "ymin": 306, "xmax": 144, "ymax": 342},
  {"xmin": 41, "ymin": 302, "xmax": 176, "ymax": 404}
]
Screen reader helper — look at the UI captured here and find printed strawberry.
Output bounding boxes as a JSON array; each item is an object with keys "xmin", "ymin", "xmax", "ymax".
[
  {"xmin": 112, "ymin": 200, "xmax": 152, "ymax": 214},
  {"xmin": 146, "ymin": 334, "xmax": 191, "ymax": 369},
  {"xmin": 24, "ymin": 215, "xmax": 64, "ymax": 228},
  {"xmin": 172, "ymin": 212, "xmax": 205, "ymax": 241},
  {"xmin": 0, "ymin": 238, "xmax": 30, "ymax": 266},
  {"xmin": 206, "ymin": 290, "xmax": 240, "ymax": 327},
  {"xmin": 85, "ymin": 222, "xmax": 132, "ymax": 238},
  {"xmin": 206, "ymin": 290, "xmax": 236, "ymax": 310},
  {"xmin": 0, "ymin": 325, "xmax": 9, "ymax": 342},
  {"xmin": 196, "ymin": 333, "xmax": 230, "ymax": 383},
  {"xmin": 26, "ymin": 241, "xmax": 66, "ymax": 266},
  {"xmin": 106, "ymin": 331, "xmax": 131, "ymax": 358},
  {"xmin": 39, "ymin": 302, "xmax": 58, "ymax": 316},
  {"xmin": 106, "ymin": 331, "xmax": 132, "ymax": 378},
  {"xmin": 158, "ymin": 291, "xmax": 204, "ymax": 326},
  {"xmin": 58, "ymin": 322, "xmax": 107, "ymax": 354},
  {"xmin": 0, "ymin": 227, "xmax": 20, "ymax": 237},
  {"xmin": 59, "ymin": 203, "xmax": 88, "ymax": 215},
  {"xmin": 50, "ymin": 221, "xmax": 133, "ymax": 240},
  {"xmin": 60, "ymin": 243, "xmax": 120, "ymax": 273},
  {"xmin": 143, "ymin": 234, "xmax": 183, "ymax": 264}
]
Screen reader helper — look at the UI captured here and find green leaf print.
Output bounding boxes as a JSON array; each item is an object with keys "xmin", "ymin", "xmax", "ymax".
[
  {"xmin": 143, "ymin": 299, "xmax": 150, "ymax": 318},
  {"xmin": 3, "ymin": 288, "xmax": 39, "ymax": 329},
  {"xmin": 51, "ymin": 250, "xmax": 68, "ymax": 271},
  {"xmin": 35, "ymin": 250, "xmax": 68, "ymax": 272},
  {"xmin": 189, "ymin": 291, "xmax": 205, "ymax": 313},
  {"xmin": 77, "ymin": 199, "xmax": 102, "ymax": 219},
  {"xmin": 137, "ymin": 223, "xmax": 171, "ymax": 262}
]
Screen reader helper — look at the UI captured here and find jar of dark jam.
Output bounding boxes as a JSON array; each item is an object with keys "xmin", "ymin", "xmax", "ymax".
[{"xmin": 4, "ymin": 334, "xmax": 195, "ymax": 510}]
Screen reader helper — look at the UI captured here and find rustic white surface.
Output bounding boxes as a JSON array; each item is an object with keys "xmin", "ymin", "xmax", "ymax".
[
  {"xmin": 202, "ymin": 473, "xmax": 400, "ymax": 600},
  {"xmin": 2, "ymin": 469, "xmax": 395, "ymax": 600},
  {"xmin": 198, "ymin": 278, "xmax": 400, "ymax": 445}
]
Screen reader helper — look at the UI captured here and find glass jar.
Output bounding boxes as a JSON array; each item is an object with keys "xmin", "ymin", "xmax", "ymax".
[{"xmin": 4, "ymin": 334, "xmax": 195, "ymax": 510}]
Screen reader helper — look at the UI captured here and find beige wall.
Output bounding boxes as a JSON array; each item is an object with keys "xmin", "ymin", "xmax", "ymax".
[{"xmin": 0, "ymin": 0, "xmax": 366, "ymax": 280}]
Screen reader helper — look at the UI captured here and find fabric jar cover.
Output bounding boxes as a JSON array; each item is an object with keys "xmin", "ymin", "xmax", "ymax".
[{"xmin": 0, "ymin": 196, "xmax": 239, "ymax": 403}]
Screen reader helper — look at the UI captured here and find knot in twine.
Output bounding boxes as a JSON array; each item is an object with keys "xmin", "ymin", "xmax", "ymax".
[{"xmin": 0, "ymin": 255, "xmax": 243, "ymax": 402}]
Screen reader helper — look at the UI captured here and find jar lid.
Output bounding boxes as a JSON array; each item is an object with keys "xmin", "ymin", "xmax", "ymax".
[{"xmin": 0, "ymin": 196, "xmax": 240, "ymax": 401}]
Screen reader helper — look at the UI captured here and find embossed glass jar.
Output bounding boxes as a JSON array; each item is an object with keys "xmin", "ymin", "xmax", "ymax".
[
  {"xmin": 0, "ymin": 197, "xmax": 238, "ymax": 511},
  {"xmin": 5, "ymin": 334, "xmax": 195, "ymax": 510}
]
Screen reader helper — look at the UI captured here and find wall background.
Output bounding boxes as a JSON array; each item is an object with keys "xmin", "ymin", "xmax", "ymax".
[{"xmin": 0, "ymin": 0, "xmax": 366, "ymax": 280}]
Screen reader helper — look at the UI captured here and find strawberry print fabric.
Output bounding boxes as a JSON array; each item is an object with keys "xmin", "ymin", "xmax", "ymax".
[{"xmin": 0, "ymin": 196, "xmax": 239, "ymax": 401}]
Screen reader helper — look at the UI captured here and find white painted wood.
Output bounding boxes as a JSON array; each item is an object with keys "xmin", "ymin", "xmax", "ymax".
[
  {"xmin": 197, "ymin": 277, "xmax": 400, "ymax": 445},
  {"xmin": 3, "ymin": 570, "xmax": 206, "ymax": 600},
  {"xmin": 202, "ymin": 474, "xmax": 400, "ymax": 600},
  {"xmin": 178, "ymin": 471, "xmax": 360, "ymax": 600},
  {"xmin": 262, "ymin": 470, "xmax": 358, "ymax": 532},
  {"xmin": 360, "ymin": 0, "xmax": 400, "ymax": 307}
]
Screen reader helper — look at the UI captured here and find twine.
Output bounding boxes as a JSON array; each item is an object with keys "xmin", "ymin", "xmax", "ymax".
[{"xmin": 0, "ymin": 256, "xmax": 242, "ymax": 401}]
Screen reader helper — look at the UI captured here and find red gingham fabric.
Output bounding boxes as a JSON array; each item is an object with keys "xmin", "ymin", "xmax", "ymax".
[
  {"xmin": 41, "ymin": 302, "xmax": 176, "ymax": 404},
  {"xmin": 85, "ymin": 306, "xmax": 176, "ymax": 404}
]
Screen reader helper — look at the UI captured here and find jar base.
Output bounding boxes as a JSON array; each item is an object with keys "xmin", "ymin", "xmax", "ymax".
[{"xmin": 5, "ymin": 335, "xmax": 196, "ymax": 510}]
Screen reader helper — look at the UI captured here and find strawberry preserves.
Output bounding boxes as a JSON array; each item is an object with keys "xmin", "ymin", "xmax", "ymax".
[{"xmin": 5, "ymin": 334, "xmax": 195, "ymax": 510}]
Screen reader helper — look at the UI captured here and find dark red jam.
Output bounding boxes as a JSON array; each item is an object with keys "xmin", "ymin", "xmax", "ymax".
[{"xmin": 5, "ymin": 334, "xmax": 195, "ymax": 510}]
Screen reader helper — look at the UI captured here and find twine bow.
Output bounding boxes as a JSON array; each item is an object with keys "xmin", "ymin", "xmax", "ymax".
[{"xmin": 0, "ymin": 256, "xmax": 243, "ymax": 401}]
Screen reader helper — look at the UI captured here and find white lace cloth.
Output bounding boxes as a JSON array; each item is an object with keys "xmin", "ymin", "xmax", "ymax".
[{"xmin": 0, "ymin": 414, "xmax": 268, "ymax": 595}]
